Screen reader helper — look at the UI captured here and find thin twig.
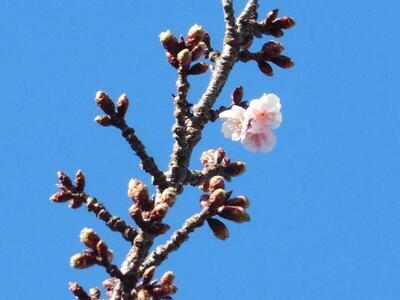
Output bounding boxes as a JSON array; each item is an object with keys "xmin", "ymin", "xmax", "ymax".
[{"xmin": 138, "ymin": 208, "xmax": 212, "ymax": 275}]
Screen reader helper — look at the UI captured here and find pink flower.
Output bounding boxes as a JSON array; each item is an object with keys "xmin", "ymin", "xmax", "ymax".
[{"xmin": 219, "ymin": 93, "xmax": 282, "ymax": 153}]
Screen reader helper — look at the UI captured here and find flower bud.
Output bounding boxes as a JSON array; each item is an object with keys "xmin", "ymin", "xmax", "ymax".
[
  {"xmin": 200, "ymin": 194, "xmax": 210, "ymax": 209},
  {"xmin": 160, "ymin": 271, "xmax": 175, "ymax": 285},
  {"xmin": 159, "ymin": 30, "xmax": 180, "ymax": 54},
  {"xmin": 96, "ymin": 240, "xmax": 114, "ymax": 263},
  {"xmin": 137, "ymin": 289, "xmax": 150, "ymax": 300},
  {"xmin": 57, "ymin": 171, "xmax": 73, "ymax": 188},
  {"xmin": 208, "ymin": 188, "xmax": 227, "ymax": 210},
  {"xmin": 191, "ymin": 42, "xmax": 206, "ymax": 61},
  {"xmin": 261, "ymin": 41, "xmax": 284, "ymax": 59},
  {"xmin": 207, "ymin": 218, "xmax": 229, "ymax": 240},
  {"xmin": 265, "ymin": 9, "xmax": 279, "ymax": 27},
  {"xmin": 257, "ymin": 61, "xmax": 273, "ymax": 77},
  {"xmin": 69, "ymin": 282, "xmax": 89, "ymax": 298},
  {"xmin": 187, "ymin": 24, "xmax": 205, "ymax": 48},
  {"xmin": 142, "ymin": 266, "xmax": 156, "ymax": 286},
  {"xmin": 95, "ymin": 115, "xmax": 112, "ymax": 127},
  {"xmin": 116, "ymin": 93, "xmax": 129, "ymax": 117},
  {"xmin": 129, "ymin": 204, "xmax": 144, "ymax": 225},
  {"xmin": 270, "ymin": 55, "xmax": 294, "ymax": 69},
  {"xmin": 150, "ymin": 203, "xmax": 169, "ymax": 221},
  {"xmin": 188, "ymin": 62, "xmax": 209, "ymax": 75},
  {"xmin": 226, "ymin": 195, "xmax": 250, "ymax": 209},
  {"xmin": 177, "ymin": 49, "xmax": 192, "ymax": 67},
  {"xmin": 208, "ymin": 176, "xmax": 225, "ymax": 192},
  {"xmin": 89, "ymin": 287, "xmax": 101, "ymax": 299},
  {"xmin": 166, "ymin": 51, "xmax": 179, "ymax": 68},
  {"xmin": 225, "ymin": 161, "xmax": 246, "ymax": 176},
  {"xmin": 161, "ymin": 187, "xmax": 177, "ymax": 207},
  {"xmin": 269, "ymin": 28, "xmax": 284, "ymax": 38},
  {"xmin": 217, "ymin": 206, "xmax": 250, "ymax": 223},
  {"xmin": 200, "ymin": 148, "xmax": 226, "ymax": 167},
  {"xmin": 75, "ymin": 169, "xmax": 85, "ymax": 191},
  {"xmin": 128, "ymin": 179, "xmax": 149, "ymax": 208},
  {"xmin": 272, "ymin": 16, "xmax": 296, "ymax": 29},
  {"xmin": 50, "ymin": 191, "xmax": 72, "ymax": 203},
  {"xmin": 95, "ymin": 91, "xmax": 115, "ymax": 115},
  {"xmin": 80, "ymin": 227, "xmax": 100, "ymax": 250},
  {"xmin": 70, "ymin": 251, "xmax": 96, "ymax": 269},
  {"xmin": 231, "ymin": 86, "xmax": 244, "ymax": 104}
]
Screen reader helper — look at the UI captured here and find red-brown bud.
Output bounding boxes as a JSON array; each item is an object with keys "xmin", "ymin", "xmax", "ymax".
[
  {"xmin": 225, "ymin": 161, "xmax": 246, "ymax": 176},
  {"xmin": 116, "ymin": 93, "xmax": 129, "ymax": 117},
  {"xmin": 95, "ymin": 91, "xmax": 115, "ymax": 115},
  {"xmin": 226, "ymin": 195, "xmax": 250, "ymax": 209},
  {"xmin": 265, "ymin": 9, "xmax": 279, "ymax": 27},
  {"xmin": 79, "ymin": 227, "xmax": 100, "ymax": 250},
  {"xmin": 208, "ymin": 188, "xmax": 227, "ymax": 210},
  {"xmin": 207, "ymin": 176, "xmax": 225, "ymax": 192},
  {"xmin": 159, "ymin": 30, "xmax": 180, "ymax": 55},
  {"xmin": 269, "ymin": 28, "xmax": 284, "ymax": 38},
  {"xmin": 57, "ymin": 171, "xmax": 73, "ymax": 189},
  {"xmin": 142, "ymin": 266, "xmax": 156, "ymax": 286},
  {"xmin": 50, "ymin": 191, "xmax": 72, "ymax": 203},
  {"xmin": 166, "ymin": 51, "xmax": 179, "ymax": 68},
  {"xmin": 231, "ymin": 86, "xmax": 244, "ymax": 104},
  {"xmin": 160, "ymin": 271, "xmax": 175, "ymax": 285},
  {"xmin": 70, "ymin": 250, "xmax": 97, "ymax": 269},
  {"xmin": 96, "ymin": 240, "xmax": 113, "ymax": 263},
  {"xmin": 95, "ymin": 115, "xmax": 113, "ymax": 127},
  {"xmin": 75, "ymin": 169, "xmax": 85, "ymax": 191},
  {"xmin": 272, "ymin": 16, "xmax": 296, "ymax": 29},
  {"xmin": 257, "ymin": 61, "xmax": 274, "ymax": 77},
  {"xmin": 217, "ymin": 206, "xmax": 250, "ymax": 223},
  {"xmin": 188, "ymin": 62, "xmax": 209, "ymax": 75},
  {"xmin": 69, "ymin": 282, "xmax": 90, "ymax": 299},
  {"xmin": 270, "ymin": 55, "xmax": 294, "ymax": 69},
  {"xmin": 187, "ymin": 24, "xmax": 205, "ymax": 49},
  {"xmin": 207, "ymin": 218, "xmax": 229, "ymax": 240},
  {"xmin": 191, "ymin": 42, "xmax": 206, "ymax": 61},
  {"xmin": 128, "ymin": 179, "xmax": 149, "ymax": 208},
  {"xmin": 129, "ymin": 204, "xmax": 144, "ymax": 225},
  {"xmin": 261, "ymin": 41, "xmax": 284, "ymax": 59},
  {"xmin": 150, "ymin": 203, "xmax": 169, "ymax": 221},
  {"xmin": 161, "ymin": 187, "xmax": 177, "ymax": 207},
  {"xmin": 200, "ymin": 194, "xmax": 210, "ymax": 209}
]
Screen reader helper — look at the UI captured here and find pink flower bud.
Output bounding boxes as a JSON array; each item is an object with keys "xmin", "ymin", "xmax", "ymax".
[
  {"xmin": 116, "ymin": 93, "xmax": 129, "ymax": 117},
  {"xmin": 95, "ymin": 91, "xmax": 115, "ymax": 115},
  {"xmin": 208, "ymin": 188, "xmax": 227, "ymax": 210},
  {"xmin": 177, "ymin": 49, "xmax": 192, "ymax": 67},
  {"xmin": 160, "ymin": 271, "xmax": 175, "ymax": 285},
  {"xmin": 79, "ymin": 227, "xmax": 100, "ymax": 250}
]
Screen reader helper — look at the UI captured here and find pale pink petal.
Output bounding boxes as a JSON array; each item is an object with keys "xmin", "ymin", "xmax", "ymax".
[{"xmin": 241, "ymin": 129, "xmax": 276, "ymax": 153}]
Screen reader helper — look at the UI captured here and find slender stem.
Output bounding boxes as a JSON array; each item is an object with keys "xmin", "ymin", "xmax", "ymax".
[{"xmin": 138, "ymin": 209, "xmax": 212, "ymax": 275}]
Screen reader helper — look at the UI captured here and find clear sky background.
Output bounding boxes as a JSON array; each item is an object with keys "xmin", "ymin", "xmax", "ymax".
[{"xmin": 1, "ymin": 0, "xmax": 399, "ymax": 299}]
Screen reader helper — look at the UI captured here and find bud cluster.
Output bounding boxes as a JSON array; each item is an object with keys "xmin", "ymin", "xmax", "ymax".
[
  {"xmin": 94, "ymin": 91, "xmax": 129, "ymax": 127},
  {"xmin": 136, "ymin": 267, "xmax": 178, "ymax": 300},
  {"xmin": 70, "ymin": 228, "xmax": 114, "ymax": 270},
  {"xmin": 128, "ymin": 179, "xmax": 177, "ymax": 235},
  {"xmin": 50, "ymin": 170, "xmax": 86, "ymax": 208},
  {"xmin": 257, "ymin": 9, "xmax": 296, "ymax": 38},
  {"xmin": 199, "ymin": 176, "xmax": 250, "ymax": 241},
  {"xmin": 159, "ymin": 24, "xmax": 213, "ymax": 75},
  {"xmin": 200, "ymin": 148, "xmax": 247, "ymax": 177}
]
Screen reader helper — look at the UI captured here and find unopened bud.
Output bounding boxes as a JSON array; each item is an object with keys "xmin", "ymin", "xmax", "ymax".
[
  {"xmin": 177, "ymin": 49, "xmax": 192, "ymax": 67},
  {"xmin": 257, "ymin": 61, "xmax": 273, "ymax": 77},
  {"xmin": 225, "ymin": 161, "xmax": 246, "ymax": 176},
  {"xmin": 191, "ymin": 42, "xmax": 206, "ymax": 61},
  {"xmin": 128, "ymin": 179, "xmax": 149, "ymax": 208},
  {"xmin": 80, "ymin": 227, "xmax": 100, "ymax": 250},
  {"xmin": 272, "ymin": 16, "xmax": 296, "ymax": 29},
  {"xmin": 116, "ymin": 93, "xmax": 129, "ymax": 117},
  {"xmin": 95, "ymin": 91, "xmax": 115, "ymax": 115},
  {"xmin": 96, "ymin": 240, "xmax": 113, "ymax": 263},
  {"xmin": 129, "ymin": 204, "xmax": 144, "ymax": 225},
  {"xmin": 187, "ymin": 24, "xmax": 205, "ymax": 48},
  {"xmin": 69, "ymin": 282, "xmax": 89, "ymax": 298},
  {"xmin": 188, "ymin": 62, "xmax": 209, "ymax": 75},
  {"xmin": 137, "ymin": 289, "xmax": 150, "ymax": 300},
  {"xmin": 142, "ymin": 266, "xmax": 156, "ymax": 286},
  {"xmin": 270, "ymin": 55, "xmax": 294, "ymax": 69},
  {"xmin": 231, "ymin": 86, "xmax": 244, "ymax": 104},
  {"xmin": 50, "ymin": 191, "xmax": 72, "ymax": 203},
  {"xmin": 57, "ymin": 171, "xmax": 73, "ymax": 188},
  {"xmin": 161, "ymin": 187, "xmax": 177, "ymax": 206},
  {"xmin": 75, "ymin": 170, "xmax": 85, "ymax": 191},
  {"xmin": 70, "ymin": 251, "xmax": 96, "ymax": 269},
  {"xmin": 95, "ymin": 115, "xmax": 112, "ymax": 126},
  {"xmin": 207, "ymin": 218, "xmax": 229, "ymax": 240},
  {"xmin": 217, "ymin": 206, "xmax": 250, "ymax": 223},
  {"xmin": 208, "ymin": 176, "xmax": 225, "ymax": 192},
  {"xmin": 265, "ymin": 9, "xmax": 279, "ymax": 26},
  {"xmin": 159, "ymin": 30, "xmax": 180, "ymax": 54},
  {"xmin": 200, "ymin": 194, "xmax": 210, "ymax": 209},
  {"xmin": 150, "ymin": 203, "xmax": 169, "ymax": 221},
  {"xmin": 208, "ymin": 188, "xmax": 227, "ymax": 210},
  {"xmin": 160, "ymin": 271, "xmax": 175, "ymax": 285},
  {"xmin": 200, "ymin": 148, "xmax": 226, "ymax": 167},
  {"xmin": 269, "ymin": 27, "xmax": 284, "ymax": 38},
  {"xmin": 261, "ymin": 41, "xmax": 284, "ymax": 59},
  {"xmin": 89, "ymin": 287, "xmax": 101, "ymax": 299},
  {"xmin": 166, "ymin": 51, "xmax": 179, "ymax": 68},
  {"xmin": 227, "ymin": 195, "xmax": 250, "ymax": 209}
]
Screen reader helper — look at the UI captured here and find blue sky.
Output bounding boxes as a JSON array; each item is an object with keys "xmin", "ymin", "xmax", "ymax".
[{"xmin": 1, "ymin": 0, "xmax": 399, "ymax": 299}]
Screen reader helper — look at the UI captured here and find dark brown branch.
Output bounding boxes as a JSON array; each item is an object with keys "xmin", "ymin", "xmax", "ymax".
[{"xmin": 138, "ymin": 208, "xmax": 212, "ymax": 275}]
